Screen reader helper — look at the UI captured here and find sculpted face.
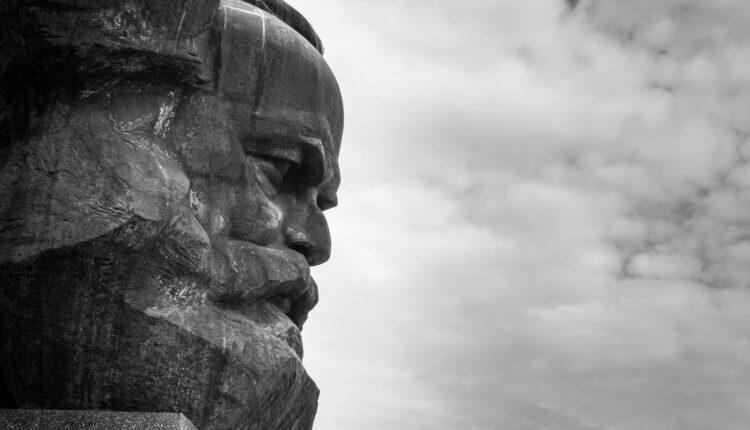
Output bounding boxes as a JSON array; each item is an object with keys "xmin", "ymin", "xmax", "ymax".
[
  {"xmin": 0, "ymin": 1, "xmax": 341, "ymax": 428},
  {"xmin": 168, "ymin": 0, "xmax": 342, "ymax": 353}
]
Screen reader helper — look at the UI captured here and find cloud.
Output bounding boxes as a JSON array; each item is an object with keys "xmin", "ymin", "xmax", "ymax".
[{"xmin": 293, "ymin": 0, "xmax": 750, "ymax": 428}]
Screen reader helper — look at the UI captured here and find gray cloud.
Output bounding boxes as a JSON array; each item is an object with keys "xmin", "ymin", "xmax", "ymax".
[{"xmin": 294, "ymin": 0, "xmax": 750, "ymax": 428}]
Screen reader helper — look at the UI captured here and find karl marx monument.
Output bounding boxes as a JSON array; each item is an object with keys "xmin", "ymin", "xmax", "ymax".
[{"xmin": 0, "ymin": 0, "xmax": 342, "ymax": 428}]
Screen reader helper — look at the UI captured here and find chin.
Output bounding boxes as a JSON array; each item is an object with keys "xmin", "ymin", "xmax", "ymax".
[{"xmin": 123, "ymin": 294, "xmax": 320, "ymax": 429}]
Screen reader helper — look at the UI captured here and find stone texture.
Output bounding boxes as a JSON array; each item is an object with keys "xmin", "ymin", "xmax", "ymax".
[
  {"xmin": 0, "ymin": 1, "xmax": 343, "ymax": 429},
  {"xmin": 0, "ymin": 410, "xmax": 197, "ymax": 430}
]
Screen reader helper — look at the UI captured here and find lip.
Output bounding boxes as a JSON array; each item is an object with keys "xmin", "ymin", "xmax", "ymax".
[
  {"xmin": 266, "ymin": 277, "xmax": 319, "ymax": 330},
  {"xmin": 288, "ymin": 277, "xmax": 319, "ymax": 329}
]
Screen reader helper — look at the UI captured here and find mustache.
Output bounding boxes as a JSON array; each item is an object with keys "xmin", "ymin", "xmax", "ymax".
[
  {"xmin": 209, "ymin": 239, "xmax": 311, "ymax": 303},
  {"xmin": 107, "ymin": 211, "xmax": 320, "ymax": 329},
  {"xmin": 208, "ymin": 239, "xmax": 319, "ymax": 329}
]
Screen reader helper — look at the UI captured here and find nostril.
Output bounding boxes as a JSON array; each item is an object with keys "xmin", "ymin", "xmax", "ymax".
[
  {"xmin": 289, "ymin": 241, "xmax": 312, "ymax": 260},
  {"xmin": 285, "ymin": 228, "xmax": 312, "ymax": 260},
  {"xmin": 288, "ymin": 240, "xmax": 327, "ymax": 266},
  {"xmin": 284, "ymin": 226, "xmax": 329, "ymax": 265}
]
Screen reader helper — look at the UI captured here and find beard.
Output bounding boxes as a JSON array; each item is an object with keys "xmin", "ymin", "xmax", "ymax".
[{"xmin": 0, "ymin": 212, "xmax": 320, "ymax": 429}]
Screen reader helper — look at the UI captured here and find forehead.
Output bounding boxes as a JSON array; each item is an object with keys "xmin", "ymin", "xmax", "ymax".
[{"xmin": 215, "ymin": 1, "xmax": 343, "ymax": 178}]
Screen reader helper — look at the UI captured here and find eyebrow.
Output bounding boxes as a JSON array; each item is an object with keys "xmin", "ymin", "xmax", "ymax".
[
  {"xmin": 247, "ymin": 114, "xmax": 334, "ymax": 152},
  {"xmin": 243, "ymin": 134, "xmax": 335, "ymax": 187},
  {"xmin": 243, "ymin": 139, "xmax": 304, "ymax": 164},
  {"xmin": 242, "ymin": 115, "xmax": 340, "ymax": 200}
]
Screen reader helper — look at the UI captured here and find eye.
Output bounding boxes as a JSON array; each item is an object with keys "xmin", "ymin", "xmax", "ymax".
[{"xmin": 250, "ymin": 154, "xmax": 295, "ymax": 186}]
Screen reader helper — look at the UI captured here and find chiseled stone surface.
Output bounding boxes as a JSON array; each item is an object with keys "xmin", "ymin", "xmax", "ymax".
[
  {"xmin": 0, "ymin": 0, "xmax": 343, "ymax": 429},
  {"xmin": 0, "ymin": 410, "xmax": 197, "ymax": 430}
]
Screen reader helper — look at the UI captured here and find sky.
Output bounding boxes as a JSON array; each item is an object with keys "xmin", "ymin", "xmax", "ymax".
[{"xmin": 290, "ymin": 1, "xmax": 750, "ymax": 428}]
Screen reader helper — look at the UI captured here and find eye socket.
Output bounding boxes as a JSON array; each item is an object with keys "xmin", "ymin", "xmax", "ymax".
[{"xmin": 251, "ymin": 154, "xmax": 295, "ymax": 186}]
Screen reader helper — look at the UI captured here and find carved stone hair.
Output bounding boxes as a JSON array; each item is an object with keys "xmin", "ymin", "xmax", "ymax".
[
  {"xmin": 0, "ymin": 0, "xmax": 322, "ymax": 164},
  {"xmin": 241, "ymin": 0, "xmax": 322, "ymax": 52}
]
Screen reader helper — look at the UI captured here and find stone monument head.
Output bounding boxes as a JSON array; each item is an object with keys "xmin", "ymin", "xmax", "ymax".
[{"xmin": 0, "ymin": 0, "xmax": 342, "ymax": 428}]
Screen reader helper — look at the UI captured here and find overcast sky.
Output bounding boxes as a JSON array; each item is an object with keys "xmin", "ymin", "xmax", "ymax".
[{"xmin": 291, "ymin": 1, "xmax": 750, "ymax": 428}]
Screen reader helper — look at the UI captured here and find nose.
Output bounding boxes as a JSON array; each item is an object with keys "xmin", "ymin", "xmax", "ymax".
[{"xmin": 283, "ymin": 202, "xmax": 331, "ymax": 266}]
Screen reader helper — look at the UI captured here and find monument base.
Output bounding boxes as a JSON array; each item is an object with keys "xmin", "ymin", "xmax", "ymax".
[{"xmin": 0, "ymin": 409, "xmax": 198, "ymax": 430}]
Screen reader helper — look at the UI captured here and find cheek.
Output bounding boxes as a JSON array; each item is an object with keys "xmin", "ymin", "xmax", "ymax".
[
  {"xmin": 229, "ymin": 182, "xmax": 284, "ymax": 246},
  {"xmin": 189, "ymin": 172, "xmax": 285, "ymax": 246}
]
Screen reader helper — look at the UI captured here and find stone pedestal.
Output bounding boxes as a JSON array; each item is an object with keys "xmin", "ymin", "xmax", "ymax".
[{"xmin": 0, "ymin": 410, "xmax": 198, "ymax": 430}]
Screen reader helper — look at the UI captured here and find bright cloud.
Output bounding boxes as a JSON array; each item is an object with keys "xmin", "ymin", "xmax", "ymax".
[{"xmin": 292, "ymin": 0, "xmax": 750, "ymax": 428}]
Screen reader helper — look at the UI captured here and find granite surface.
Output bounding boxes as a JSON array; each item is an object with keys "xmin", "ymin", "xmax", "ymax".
[
  {"xmin": 0, "ymin": 410, "xmax": 197, "ymax": 430},
  {"xmin": 0, "ymin": 0, "xmax": 343, "ymax": 428}
]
